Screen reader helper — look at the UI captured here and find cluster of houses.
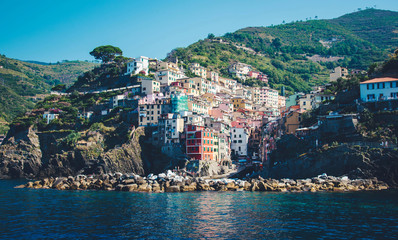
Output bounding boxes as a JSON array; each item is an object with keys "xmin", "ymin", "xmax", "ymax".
[
  {"xmin": 125, "ymin": 57, "xmax": 282, "ymax": 163},
  {"xmin": 280, "ymin": 73, "xmax": 398, "ymax": 146},
  {"xmin": 57, "ymin": 57, "xmax": 284, "ymax": 164},
  {"xmin": 41, "ymin": 56, "xmax": 398, "ymax": 166}
]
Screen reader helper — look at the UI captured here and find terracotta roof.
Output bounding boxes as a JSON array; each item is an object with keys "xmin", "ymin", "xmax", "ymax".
[{"xmin": 360, "ymin": 77, "xmax": 398, "ymax": 84}]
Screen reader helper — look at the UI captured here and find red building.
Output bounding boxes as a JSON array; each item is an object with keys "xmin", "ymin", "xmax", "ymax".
[
  {"xmin": 248, "ymin": 71, "xmax": 268, "ymax": 83},
  {"xmin": 185, "ymin": 124, "xmax": 216, "ymax": 161}
]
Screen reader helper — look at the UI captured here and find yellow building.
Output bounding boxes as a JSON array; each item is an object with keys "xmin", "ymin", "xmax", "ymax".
[
  {"xmin": 284, "ymin": 110, "xmax": 302, "ymax": 134},
  {"xmin": 231, "ymin": 97, "xmax": 252, "ymax": 111}
]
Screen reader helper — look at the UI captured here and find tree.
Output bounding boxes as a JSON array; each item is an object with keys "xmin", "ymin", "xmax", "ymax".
[
  {"xmin": 51, "ymin": 84, "xmax": 66, "ymax": 92},
  {"xmin": 114, "ymin": 55, "xmax": 130, "ymax": 67},
  {"xmin": 272, "ymin": 38, "xmax": 282, "ymax": 49},
  {"xmin": 207, "ymin": 33, "xmax": 215, "ymax": 39},
  {"xmin": 89, "ymin": 45, "xmax": 123, "ymax": 63}
]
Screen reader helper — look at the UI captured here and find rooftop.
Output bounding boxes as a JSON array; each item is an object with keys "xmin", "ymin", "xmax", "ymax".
[{"xmin": 360, "ymin": 77, "xmax": 398, "ymax": 84}]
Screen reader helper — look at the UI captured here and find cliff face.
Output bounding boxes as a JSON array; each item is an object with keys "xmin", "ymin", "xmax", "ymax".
[
  {"xmin": 0, "ymin": 126, "xmax": 42, "ymax": 178},
  {"xmin": 267, "ymin": 145, "xmax": 398, "ymax": 187},
  {"xmin": 0, "ymin": 126, "xmax": 150, "ymax": 179}
]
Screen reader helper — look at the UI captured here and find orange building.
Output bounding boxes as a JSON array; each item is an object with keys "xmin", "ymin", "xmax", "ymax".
[{"xmin": 185, "ymin": 125, "xmax": 217, "ymax": 161}]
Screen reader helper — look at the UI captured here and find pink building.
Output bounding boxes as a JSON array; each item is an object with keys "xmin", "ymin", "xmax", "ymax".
[
  {"xmin": 248, "ymin": 71, "xmax": 260, "ymax": 79},
  {"xmin": 231, "ymin": 120, "xmax": 248, "ymax": 128},
  {"xmin": 209, "ymin": 108, "xmax": 224, "ymax": 119}
]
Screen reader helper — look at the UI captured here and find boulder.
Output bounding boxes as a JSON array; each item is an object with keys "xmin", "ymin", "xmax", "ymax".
[
  {"xmin": 165, "ymin": 185, "xmax": 180, "ymax": 192},
  {"xmin": 240, "ymin": 182, "xmax": 249, "ymax": 191},
  {"xmin": 122, "ymin": 179, "xmax": 135, "ymax": 185},
  {"xmin": 52, "ymin": 178, "xmax": 65, "ymax": 189},
  {"xmin": 122, "ymin": 184, "xmax": 138, "ymax": 192},
  {"xmin": 137, "ymin": 183, "xmax": 151, "ymax": 192},
  {"xmin": 226, "ymin": 182, "xmax": 238, "ymax": 190}
]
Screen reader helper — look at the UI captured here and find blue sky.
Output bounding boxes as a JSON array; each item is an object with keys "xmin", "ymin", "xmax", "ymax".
[{"xmin": 0, "ymin": 0, "xmax": 397, "ymax": 62}]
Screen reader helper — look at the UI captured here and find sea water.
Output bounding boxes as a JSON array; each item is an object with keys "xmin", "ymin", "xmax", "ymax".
[{"xmin": 0, "ymin": 180, "xmax": 397, "ymax": 239}]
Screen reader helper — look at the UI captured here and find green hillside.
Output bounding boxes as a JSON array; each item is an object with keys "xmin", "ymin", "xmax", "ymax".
[
  {"xmin": 167, "ymin": 9, "xmax": 397, "ymax": 94},
  {"xmin": 330, "ymin": 9, "xmax": 398, "ymax": 49},
  {"xmin": 169, "ymin": 40, "xmax": 326, "ymax": 92},
  {"xmin": 0, "ymin": 54, "xmax": 98, "ymax": 134}
]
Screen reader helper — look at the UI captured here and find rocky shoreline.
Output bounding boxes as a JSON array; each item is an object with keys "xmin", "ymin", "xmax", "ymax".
[{"xmin": 16, "ymin": 171, "xmax": 390, "ymax": 193}]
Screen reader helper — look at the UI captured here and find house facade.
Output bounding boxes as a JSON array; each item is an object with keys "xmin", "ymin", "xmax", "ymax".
[
  {"xmin": 360, "ymin": 77, "xmax": 398, "ymax": 102},
  {"xmin": 185, "ymin": 125, "xmax": 217, "ymax": 161},
  {"xmin": 230, "ymin": 127, "xmax": 249, "ymax": 157},
  {"xmin": 141, "ymin": 79, "xmax": 160, "ymax": 95},
  {"xmin": 189, "ymin": 63, "xmax": 207, "ymax": 79},
  {"xmin": 126, "ymin": 56, "xmax": 149, "ymax": 75}
]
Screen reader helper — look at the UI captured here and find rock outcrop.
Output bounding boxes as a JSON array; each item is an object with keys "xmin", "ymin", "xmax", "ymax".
[
  {"xmin": 0, "ymin": 126, "xmax": 42, "ymax": 179},
  {"xmin": 267, "ymin": 145, "xmax": 398, "ymax": 187},
  {"xmin": 0, "ymin": 126, "xmax": 150, "ymax": 179},
  {"xmin": 18, "ymin": 171, "xmax": 389, "ymax": 193}
]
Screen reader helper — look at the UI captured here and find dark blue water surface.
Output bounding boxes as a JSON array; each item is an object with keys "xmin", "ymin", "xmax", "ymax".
[{"xmin": 0, "ymin": 180, "xmax": 397, "ymax": 239}]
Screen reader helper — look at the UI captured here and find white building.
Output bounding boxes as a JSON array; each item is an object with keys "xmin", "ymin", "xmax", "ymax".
[
  {"xmin": 228, "ymin": 62, "xmax": 252, "ymax": 80},
  {"xmin": 78, "ymin": 111, "xmax": 93, "ymax": 120},
  {"xmin": 312, "ymin": 93, "xmax": 334, "ymax": 109},
  {"xmin": 183, "ymin": 113, "xmax": 204, "ymax": 126},
  {"xmin": 218, "ymin": 133, "xmax": 231, "ymax": 161},
  {"xmin": 360, "ymin": 77, "xmax": 398, "ymax": 102},
  {"xmin": 111, "ymin": 94, "xmax": 127, "ymax": 108},
  {"xmin": 207, "ymin": 71, "xmax": 219, "ymax": 83},
  {"xmin": 126, "ymin": 56, "xmax": 149, "ymax": 75},
  {"xmin": 158, "ymin": 113, "xmax": 185, "ymax": 144},
  {"xmin": 230, "ymin": 127, "xmax": 248, "ymax": 157},
  {"xmin": 189, "ymin": 63, "xmax": 207, "ymax": 79},
  {"xmin": 155, "ymin": 67, "xmax": 184, "ymax": 86},
  {"xmin": 266, "ymin": 88, "xmax": 279, "ymax": 108},
  {"xmin": 43, "ymin": 112, "xmax": 59, "ymax": 124}
]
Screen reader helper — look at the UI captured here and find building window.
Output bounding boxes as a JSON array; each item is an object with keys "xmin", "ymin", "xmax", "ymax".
[{"xmin": 367, "ymin": 94, "xmax": 375, "ymax": 100}]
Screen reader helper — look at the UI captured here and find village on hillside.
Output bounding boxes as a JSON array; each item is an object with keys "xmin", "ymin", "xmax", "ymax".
[{"xmin": 33, "ymin": 54, "xmax": 398, "ymax": 176}]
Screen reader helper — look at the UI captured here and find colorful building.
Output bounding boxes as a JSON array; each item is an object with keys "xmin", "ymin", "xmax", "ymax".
[
  {"xmin": 126, "ymin": 56, "xmax": 149, "ymax": 75},
  {"xmin": 359, "ymin": 77, "xmax": 398, "ymax": 102},
  {"xmin": 185, "ymin": 125, "xmax": 217, "ymax": 161},
  {"xmin": 171, "ymin": 93, "xmax": 188, "ymax": 113}
]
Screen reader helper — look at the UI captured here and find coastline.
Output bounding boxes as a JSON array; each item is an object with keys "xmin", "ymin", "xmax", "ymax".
[{"xmin": 16, "ymin": 171, "xmax": 389, "ymax": 193}]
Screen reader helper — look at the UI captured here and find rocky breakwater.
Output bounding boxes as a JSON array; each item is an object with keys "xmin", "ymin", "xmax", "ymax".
[{"xmin": 18, "ymin": 171, "xmax": 389, "ymax": 193}]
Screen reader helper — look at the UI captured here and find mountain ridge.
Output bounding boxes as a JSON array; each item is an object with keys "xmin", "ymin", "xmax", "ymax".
[
  {"xmin": 167, "ymin": 9, "xmax": 397, "ymax": 94},
  {"xmin": 0, "ymin": 55, "xmax": 98, "ymax": 133}
]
